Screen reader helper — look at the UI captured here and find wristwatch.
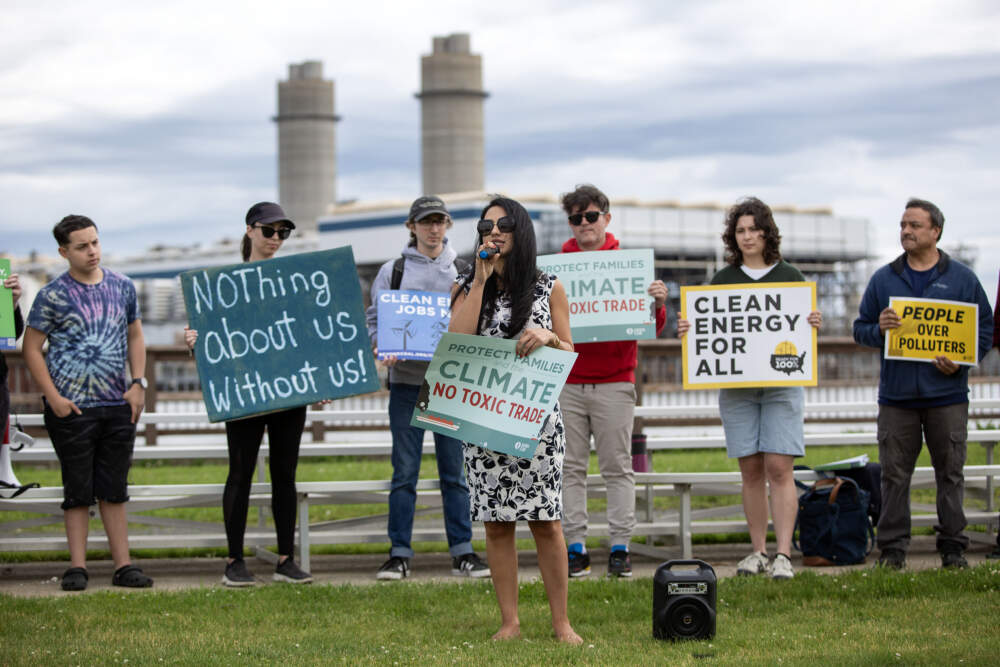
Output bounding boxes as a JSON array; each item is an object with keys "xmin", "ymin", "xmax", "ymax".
[{"xmin": 131, "ymin": 377, "xmax": 148, "ymax": 390}]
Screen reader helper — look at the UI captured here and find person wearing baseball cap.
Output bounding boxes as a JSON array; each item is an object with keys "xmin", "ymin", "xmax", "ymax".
[
  {"xmin": 185, "ymin": 201, "xmax": 313, "ymax": 587},
  {"xmin": 365, "ymin": 195, "xmax": 488, "ymax": 581}
]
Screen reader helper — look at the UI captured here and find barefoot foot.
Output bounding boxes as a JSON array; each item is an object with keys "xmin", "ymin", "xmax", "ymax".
[
  {"xmin": 554, "ymin": 624, "xmax": 583, "ymax": 645},
  {"xmin": 492, "ymin": 623, "xmax": 521, "ymax": 641}
]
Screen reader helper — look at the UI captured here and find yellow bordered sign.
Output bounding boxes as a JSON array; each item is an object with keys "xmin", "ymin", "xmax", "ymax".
[
  {"xmin": 681, "ymin": 282, "xmax": 818, "ymax": 390},
  {"xmin": 884, "ymin": 297, "xmax": 978, "ymax": 366}
]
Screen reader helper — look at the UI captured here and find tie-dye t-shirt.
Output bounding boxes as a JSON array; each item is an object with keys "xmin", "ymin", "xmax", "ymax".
[{"xmin": 27, "ymin": 269, "xmax": 139, "ymax": 407}]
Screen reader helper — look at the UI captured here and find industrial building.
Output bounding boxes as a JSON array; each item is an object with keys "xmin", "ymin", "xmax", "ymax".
[
  {"xmin": 273, "ymin": 60, "xmax": 339, "ymax": 233},
  {"xmin": 23, "ymin": 32, "xmax": 871, "ymax": 345}
]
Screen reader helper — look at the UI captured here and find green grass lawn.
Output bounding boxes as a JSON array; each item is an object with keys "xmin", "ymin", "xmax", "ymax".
[{"xmin": 2, "ymin": 563, "xmax": 998, "ymax": 665}]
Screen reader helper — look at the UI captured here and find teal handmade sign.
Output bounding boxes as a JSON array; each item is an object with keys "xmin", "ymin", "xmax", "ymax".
[
  {"xmin": 0, "ymin": 259, "xmax": 15, "ymax": 350},
  {"xmin": 536, "ymin": 248, "xmax": 656, "ymax": 342},
  {"xmin": 410, "ymin": 332, "xmax": 577, "ymax": 458},
  {"xmin": 181, "ymin": 247, "xmax": 380, "ymax": 422}
]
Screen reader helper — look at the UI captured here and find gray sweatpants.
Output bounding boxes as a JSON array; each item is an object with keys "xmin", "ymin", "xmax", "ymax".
[{"xmin": 560, "ymin": 382, "xmax": 637, "ymax": 548}]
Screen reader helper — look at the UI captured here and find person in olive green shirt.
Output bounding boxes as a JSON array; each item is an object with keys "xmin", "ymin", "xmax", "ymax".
[{"xmin": 678, "ymin": 197, "xmax": 822, "ymax": 580}]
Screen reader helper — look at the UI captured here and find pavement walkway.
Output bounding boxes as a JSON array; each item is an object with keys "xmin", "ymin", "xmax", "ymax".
[{"xmin": 2, "ymin": 535, "xmax": 997, "ymax": 597}]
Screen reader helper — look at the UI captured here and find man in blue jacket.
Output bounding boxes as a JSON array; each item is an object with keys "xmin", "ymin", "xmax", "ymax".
[{"xmin": 854, "ymin": 198, "xmax": 992, "ymax": 570}]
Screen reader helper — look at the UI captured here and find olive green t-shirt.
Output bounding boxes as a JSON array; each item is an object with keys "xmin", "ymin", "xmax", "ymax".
[{"xmin": 710, "ymin": 260, "xmax": 805, "ymax": 285}]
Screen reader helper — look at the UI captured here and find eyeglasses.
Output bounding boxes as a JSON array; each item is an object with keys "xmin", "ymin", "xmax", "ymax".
[
  {"xmin": 477, "ymin": 217, "xmax": 516, "ymax": 234},
  {"xmin": 568, "ymin": 211, "xmax": 605, "ymax": 226},
  {"xmin": 254, "ymin": 225, "xmax": 292, "ymax": 240}
]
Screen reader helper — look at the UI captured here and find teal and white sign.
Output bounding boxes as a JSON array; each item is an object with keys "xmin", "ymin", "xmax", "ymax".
[
  {"xmin": 537, "ymin": 248, "xmax": 656, "ymax": 342},
  {"xmin": 410, "ymin": 332, "xmax": 577, "ymax": 458}
]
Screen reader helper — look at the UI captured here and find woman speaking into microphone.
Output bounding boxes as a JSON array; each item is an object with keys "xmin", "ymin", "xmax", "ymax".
[{"xmin": 449, "ymin": 196, "xmax": 581, "ymax": 644}]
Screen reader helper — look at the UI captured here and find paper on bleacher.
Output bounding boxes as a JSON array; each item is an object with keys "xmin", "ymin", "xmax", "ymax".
[{"xmin": 813, "ymin": 453, "xmax": 869, "ymax": 471}]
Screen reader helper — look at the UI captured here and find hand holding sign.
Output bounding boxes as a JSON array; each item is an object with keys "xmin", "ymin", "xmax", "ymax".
[
  {"xmin": 878, "ymin": 307, "xmax": 901, "ymax": 334},
  {"xmin": 2, "ymin": 273, "xmax": 21, "ymax": 305},
  {"xmin": 648, "ymin": 279, "xmax": 668, "ymax": 310}
]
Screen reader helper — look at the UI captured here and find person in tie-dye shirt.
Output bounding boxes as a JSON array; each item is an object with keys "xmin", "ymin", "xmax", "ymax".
[{"xmin": 24, "ymin": 215, "xmax": 153, "ymax": 592}]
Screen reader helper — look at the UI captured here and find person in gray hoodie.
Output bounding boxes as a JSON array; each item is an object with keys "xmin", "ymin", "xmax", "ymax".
[{"xmin": 365, "ymin": 195, "xmax": 490, "ymax": 580}]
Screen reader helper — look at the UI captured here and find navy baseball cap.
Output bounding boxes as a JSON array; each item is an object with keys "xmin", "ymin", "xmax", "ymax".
[
  {"xmin": 246, "ymin": 202, "xmax": 296, "ymax": 229},
  {"xmin": 408, "ymin": 196, "xmax": 450, "ymax": 223}
]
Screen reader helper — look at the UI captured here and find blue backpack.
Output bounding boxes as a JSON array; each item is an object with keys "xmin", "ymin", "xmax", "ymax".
[{"xmin": 794, "ymin": 476, "xmax": 875, "ymax": 566}]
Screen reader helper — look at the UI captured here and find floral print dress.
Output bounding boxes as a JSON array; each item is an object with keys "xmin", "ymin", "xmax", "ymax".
[{"xmin": 460, "ymin": 272, "xmax": 565, "ymax": 521}]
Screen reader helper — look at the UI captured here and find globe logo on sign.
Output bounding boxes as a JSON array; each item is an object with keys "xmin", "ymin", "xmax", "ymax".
[{"xmin": 770, "ymin": 341, "xmax": 806, "ymax": 375}]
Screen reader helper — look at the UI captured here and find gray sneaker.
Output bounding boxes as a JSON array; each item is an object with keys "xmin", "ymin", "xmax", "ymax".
[
  {"xmin": 222, "ymin": 559, "xmax": 256, "ymax": 587},
  {"xmin": 736, "ymin": 551, "xmax": 769, "ymax": 576},
  {"xmin": 274, "ymin": 557, "xmax": 313, "ymax": 584},
  {"xmin": 770, "ymin": 553, "xmax": 794, "ymax": 579}
]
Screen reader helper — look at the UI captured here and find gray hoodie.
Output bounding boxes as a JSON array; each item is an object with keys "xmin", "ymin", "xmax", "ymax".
[{"xmin": 366, "ymin": 240, "xmax": 461, "ymax": 386}]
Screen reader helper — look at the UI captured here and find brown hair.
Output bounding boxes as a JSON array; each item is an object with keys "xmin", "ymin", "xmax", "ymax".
[
  {"xmin": 722, "ymin": 197, "xmax": 782, "ymax": 266},
  {"xmin": 560, "ymin": 184, "xmax": 609, "ymax": 215}
]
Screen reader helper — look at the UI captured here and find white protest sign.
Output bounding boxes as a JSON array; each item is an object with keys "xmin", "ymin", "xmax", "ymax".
[{"xmin": 681, "ymin": 282, "xmax": 817, "ymax": 389}]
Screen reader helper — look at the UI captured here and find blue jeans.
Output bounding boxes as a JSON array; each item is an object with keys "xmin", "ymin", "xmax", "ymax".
[{"xmin": 388, "ymin": 382, "xmax": 472, "ymax": 558}]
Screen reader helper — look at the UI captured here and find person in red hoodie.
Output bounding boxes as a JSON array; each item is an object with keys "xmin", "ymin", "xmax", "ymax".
[{"xmin": 558, "ymin": 184, "xmax": 667, "ymax": 577}]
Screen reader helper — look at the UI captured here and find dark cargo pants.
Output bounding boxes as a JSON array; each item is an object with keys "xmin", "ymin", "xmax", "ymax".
[{"xmin": 876, "ymin": 402, "xmax": 969, "ymax": 554}]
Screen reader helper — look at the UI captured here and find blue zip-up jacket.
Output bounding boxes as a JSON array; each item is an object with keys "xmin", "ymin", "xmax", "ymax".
[{"xmin": 853, "ymin": 250, "xmax": 993, "ymax": 404}]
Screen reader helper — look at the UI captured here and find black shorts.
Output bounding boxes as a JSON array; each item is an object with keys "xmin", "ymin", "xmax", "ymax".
[{"xmin": 43, "ymin": 401, "xmax": 136, "ymax": 510}]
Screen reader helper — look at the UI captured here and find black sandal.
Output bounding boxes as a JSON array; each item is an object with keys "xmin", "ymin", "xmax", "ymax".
[
  {"xmin": 61, "ymin": 567, "xmax": 88, "ymax": 591},
  {"xmin": 112, "ymin": 564, "xmax": 153, "ymax": 588}
]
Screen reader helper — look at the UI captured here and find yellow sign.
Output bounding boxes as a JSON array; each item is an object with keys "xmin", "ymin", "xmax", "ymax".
[{"xmin": 885, "ymin": 297, "xmax": 979, "ymax": 366}]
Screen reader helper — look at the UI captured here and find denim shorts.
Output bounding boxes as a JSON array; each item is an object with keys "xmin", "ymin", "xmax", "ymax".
[
  {"xmin": 718, "ymin": 386, "xmax": 805, "ymax": 459},
  {"xmin": 43, "ymin": 401, "xmax": 136, "ymax": 510}
]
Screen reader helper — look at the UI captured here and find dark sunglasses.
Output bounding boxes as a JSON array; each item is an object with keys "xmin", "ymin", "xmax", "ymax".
[
  {"xmin": 254, "ymin": 224, "xmax": 292, "ymax": 240},
  {"xmin": 568, "ymin": 210, "xmax": 605, "ymax": 226},
  {"xmin": 477, "ymin": 217, "xmax": 516, "ymax": 234}
]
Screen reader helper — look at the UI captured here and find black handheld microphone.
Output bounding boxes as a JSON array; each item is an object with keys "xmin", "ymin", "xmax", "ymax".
[{"xmin": 478, "ymin": 247, "xmax": 500, "ymax": 259}]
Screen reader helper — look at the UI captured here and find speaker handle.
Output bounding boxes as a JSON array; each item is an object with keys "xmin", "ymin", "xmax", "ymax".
[{"xmin": 661, "ymin": 559, "xmax": 714, "ymax": 573}]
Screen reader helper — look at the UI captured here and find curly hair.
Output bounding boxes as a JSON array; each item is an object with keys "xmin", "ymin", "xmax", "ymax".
[
  {"xmin": 560, "ymin": 183, "xmax": 609, "ymax": 215},
  {"xmin": 722, "ymin": 197, "xmax": 782, "ymax": 266},
  {"xmin": 454, "ymin": 196, "xmax": 540, "ymax": 338}
]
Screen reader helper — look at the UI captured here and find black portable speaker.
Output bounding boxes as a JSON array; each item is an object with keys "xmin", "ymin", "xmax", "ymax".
[{"xmin": 653, "ymin": 559, "xmax": 717, "ymax": 641}]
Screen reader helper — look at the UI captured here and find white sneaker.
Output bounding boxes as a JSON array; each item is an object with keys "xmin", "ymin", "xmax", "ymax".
[
  {"xmin": 736, "ymin": 552, "xmax": 769, "ymax": 576},
  {"xmin": 770, "ymin": 553, "xmax": 794, "ymax": 579}
]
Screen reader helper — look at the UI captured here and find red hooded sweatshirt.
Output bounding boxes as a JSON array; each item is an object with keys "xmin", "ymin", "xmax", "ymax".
[{"xmin": 562, "ymin": 233, "xmax": 667, "ymax": 384}]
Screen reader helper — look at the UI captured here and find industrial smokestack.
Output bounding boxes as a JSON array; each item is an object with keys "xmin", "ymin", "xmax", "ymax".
[
  {"xmin": 273, "ymin": 61, "xmax": 339, "ymax": 233},
  {"xmin": 416, "ymin": 33, "xmax": 488, "ymax": 196}
]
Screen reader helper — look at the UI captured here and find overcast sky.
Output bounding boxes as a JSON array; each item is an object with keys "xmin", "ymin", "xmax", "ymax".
[{"xmin": 3, "ymin": 0, "xmax": 999, "ymax": 298}]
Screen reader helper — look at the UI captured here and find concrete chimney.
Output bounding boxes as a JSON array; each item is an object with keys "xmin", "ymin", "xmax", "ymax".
[
  {"xmin": 416, "ymin": 33, "xmax": 488, "ymax": 196},
  {"xmin": 273, "ymin": 61, "xmax": 340, "ymax": 233}
]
